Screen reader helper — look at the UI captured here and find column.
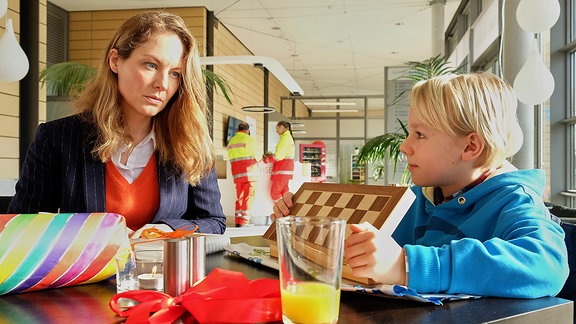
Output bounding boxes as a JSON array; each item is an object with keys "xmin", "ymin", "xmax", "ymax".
[
  {"xmin": 502, "ymin": 0, "xmax": 534, "ymax": 169},
  {"xmin": 430, "ymin": 0, "xmax": 446, "ymax": 56}
]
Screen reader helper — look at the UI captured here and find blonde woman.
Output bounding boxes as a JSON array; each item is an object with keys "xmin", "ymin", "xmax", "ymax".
[{"xmin": 9, "ymin": 11, "xmax": 225, "ymax": 234}]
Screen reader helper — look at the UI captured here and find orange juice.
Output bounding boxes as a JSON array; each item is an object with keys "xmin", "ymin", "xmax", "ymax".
[{"xmin": 281, "ymin": 281, "xmax": 340, "ymax": 323}]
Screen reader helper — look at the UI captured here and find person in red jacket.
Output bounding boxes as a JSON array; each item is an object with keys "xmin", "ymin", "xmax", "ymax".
[
  {"xmin": 264, "ymin": 121, "xmax": 295, "ymax": 201},
  {"xmin": 227, "ymin": 122, "xmax": 258, "ymax": 227}
]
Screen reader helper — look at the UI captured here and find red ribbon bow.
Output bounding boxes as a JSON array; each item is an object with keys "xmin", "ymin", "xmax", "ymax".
[{"xmin": 110, "ymin": 268, "xmax": 282, "ymax": 323}]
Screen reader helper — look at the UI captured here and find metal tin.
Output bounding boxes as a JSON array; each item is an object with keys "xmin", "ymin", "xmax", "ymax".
[
  {"xmin": 163, "ymin": 238, "xmax": 190, "ymax": 296},
  {"xmin": 187, "ymin": 234, "xmax": 206, "ymax": 284}
]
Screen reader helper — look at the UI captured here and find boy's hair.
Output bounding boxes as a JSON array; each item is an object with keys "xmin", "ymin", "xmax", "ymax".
[{"xmin": 409, "ymin": 72, "xmax": 523, "ymax": 168}]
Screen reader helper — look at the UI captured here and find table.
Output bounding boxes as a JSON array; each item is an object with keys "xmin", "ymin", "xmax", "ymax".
[{"xmin": 0, "ymin": 236, "xmax": 572, "ymax": 323}]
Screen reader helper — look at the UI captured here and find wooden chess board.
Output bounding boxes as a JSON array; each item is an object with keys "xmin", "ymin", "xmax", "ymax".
[{"xmin": 262, "ymin": 182, "xmax": 415, "ymax": 284}]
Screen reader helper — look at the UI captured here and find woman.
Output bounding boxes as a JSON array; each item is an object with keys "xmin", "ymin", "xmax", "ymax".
[
  {"xmin": 8, "ymin": 11, "xmax": 225, "ymax": 234},
  {"xmin": 265, "ymin": 121, "xmax": 295, "ymax": 201}
]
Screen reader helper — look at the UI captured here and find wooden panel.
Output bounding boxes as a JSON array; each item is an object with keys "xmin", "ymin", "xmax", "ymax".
[
  {"xmin": 69, "ymin": 30, "xmax": 92, "ymax": 40},
  {"xmin": 0, "ymin": 115, "xmax": 18, "ymax": 137},
  {"xmin": 91, "ymin": 10, "xmax": 141, "ymax": 21},
  {"xmin": 69, "ymin": 20, "xmax": 92, "ymax": 31},
  {"xmin": 0, "ymin": 82, "xmax": 19, "ymax": 97},
  {"xmin": 69, "ymin": 40, "xmax": 92, "ymax": 50},
  {"xmin": 0, "ymin": 137, "xmax": 18, "ymax": 159},
  {"xmin": 0, "ymin": 158, "xmax": 19, "ymax": 179},
  {"xmin": 69, "ymin": 12, "xmax": 93, "ymax": 22},
  {"xmin": 90, "ymin": 30, "xmax": 114, "ymax": 40},
  {"xmin": 91, "ymin": 20, "xmax": 125, "ymax": 31},
  {"xmin": 0, "ymin": 94, "xmax": 19, "ymax": 117}
]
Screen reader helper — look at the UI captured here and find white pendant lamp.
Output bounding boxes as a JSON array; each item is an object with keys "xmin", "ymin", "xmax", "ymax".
[
  {"xmin": 0, "ymin": 18, "xmax": 29, "ymax": 82},
  {"xmin": 513, "ymin": 39, "xmax": 555, "ymax": 105},
  {"xmin": 0, "ymin": 0, "xmax": 6, "ymax": 20},
  {"xmin": 516, "ymin": 0, "xmax": 560, "ymax": 33},
  {"xmin": 0, "ymin": 0, "xmax": 29, "ymax": 82}
]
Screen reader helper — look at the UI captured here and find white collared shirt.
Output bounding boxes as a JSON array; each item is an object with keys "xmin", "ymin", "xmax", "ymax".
[{"xmin": 111, "ymin": 129, "xmax": 156, "ymax": 184}]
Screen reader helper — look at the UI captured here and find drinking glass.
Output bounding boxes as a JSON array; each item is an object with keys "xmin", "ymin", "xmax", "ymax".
[
  {"xmin": 114, "ymin": 249, "xmax": 164, "ymax": 292},
  {"xmin": 114, "ymin": 251, "xmax": 137, "ymax": 293},
  {"xmin": 276, "ymin": 216, "xmax": 346, "ymax": 324}
]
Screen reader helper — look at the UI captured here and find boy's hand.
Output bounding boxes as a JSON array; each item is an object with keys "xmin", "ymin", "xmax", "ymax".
[
  {"xmin": 344, "ymin": 222, "xmax": 406, "ymax": 286},
  {"xmin": 270, "ymin": 192, "xmax": 294, "ymax": 221}
]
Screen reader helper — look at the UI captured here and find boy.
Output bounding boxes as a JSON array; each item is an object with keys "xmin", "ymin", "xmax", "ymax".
[{"xmin": 274, "ymin": 73, "xmax": 568, "ymax": 298}]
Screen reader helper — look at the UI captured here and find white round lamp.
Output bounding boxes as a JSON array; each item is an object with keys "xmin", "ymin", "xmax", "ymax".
[
  {"xmin": 0, "ymin": 18, "xmax": 30, "ymax": 82},
  {"xmin": 513, "ymin": 39, "xmax": 555, "ymax": 105},
  {"xmin": 516, "ymin": 0, "xmax": 560, "ymax": 33}
]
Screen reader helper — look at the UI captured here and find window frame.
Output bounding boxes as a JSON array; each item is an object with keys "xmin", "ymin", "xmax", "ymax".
[{"xmin": 550, "ymin": 0, "xmax": 576, "ymax": 207}]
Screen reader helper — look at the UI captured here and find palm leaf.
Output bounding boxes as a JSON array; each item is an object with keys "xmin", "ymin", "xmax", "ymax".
[
  {"xmin": 390, "ymin": 55, "xmax": 464, "ymax": 106},
  {"xmin": 356, "ymin": 118, "xmax": 411, "ymax": 184},
  {"xmin": 40, "ymin": 62, "xmax": 96, "ymax": 97},
  {"xmin": 404, "ymin": 54, "xmax": 463, "ymax": 81},
  {"xmin": 357, "ymin": 118, "xmax": 408, "ymax": 170},
  {"xmin": 203, "ymin": 68, "xmax": 233, "ymax": 105}
]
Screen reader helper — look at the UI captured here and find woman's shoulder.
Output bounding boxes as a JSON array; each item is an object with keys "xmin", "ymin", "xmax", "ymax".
[
  {"xmin": 42, "ymin": 111, "xmax": 92, "ymax": 130},
  {"xmin": 38, "ymin": 112, "xmax": 95, "ymax": 142}
]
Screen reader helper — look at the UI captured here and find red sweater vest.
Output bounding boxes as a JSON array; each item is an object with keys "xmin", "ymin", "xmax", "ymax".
[{"xmin": 105, "ymin": 155, "xmax": 160, "ymax": 230}]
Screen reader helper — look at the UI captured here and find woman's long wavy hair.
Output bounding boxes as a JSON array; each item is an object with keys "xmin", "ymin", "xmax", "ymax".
[{"xmin": 74, "ymin": 11, "xmax": 214, "ymax": 185}]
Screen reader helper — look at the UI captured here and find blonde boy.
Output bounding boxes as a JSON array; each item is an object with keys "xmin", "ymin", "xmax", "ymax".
[
  {"xmin": 344, "ymin": 72, "xmax": 568, "ymax": 297},
  {"xmin": 275, "ymin": 73, "xmax": 569, "ymax": 297}
]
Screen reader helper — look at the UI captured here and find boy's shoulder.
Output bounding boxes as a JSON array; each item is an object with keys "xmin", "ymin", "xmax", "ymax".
[{"xmin": 477, "ymin": 167, "xmax": 546, "ymax": 204}]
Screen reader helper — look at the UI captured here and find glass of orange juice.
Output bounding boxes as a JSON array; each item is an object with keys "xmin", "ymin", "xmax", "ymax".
[{"xmin": 276, "ymin": 216, "xmax": 346, "ymax": 324}]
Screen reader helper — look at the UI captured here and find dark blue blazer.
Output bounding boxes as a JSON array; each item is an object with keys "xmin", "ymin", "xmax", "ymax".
[{"xmin": 8, "ymin": 113, "xmax": 226, "ymax": 234}]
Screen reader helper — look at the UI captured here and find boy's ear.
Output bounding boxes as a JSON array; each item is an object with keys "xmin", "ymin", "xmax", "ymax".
[{"xmin": 462, "ymin": 132, "xmax": 484, "ymax": 162}]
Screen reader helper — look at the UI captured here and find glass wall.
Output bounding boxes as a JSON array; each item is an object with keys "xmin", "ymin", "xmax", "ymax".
[
  {"xmin": 282, "ymin": 95, "xmax": 387, "ymax": 185},
  {"xmin": 550, "ymin": 0, "xmax": 576, "ymax": 206}
]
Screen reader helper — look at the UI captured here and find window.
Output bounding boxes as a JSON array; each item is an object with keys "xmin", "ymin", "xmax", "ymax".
[
  {"xmin": 550, "ymin": 0, "xmax": 576, "ymax": 206},
  {"xmin": 47, "ymin": 2, "xmax": 68, "ymax": 67}
]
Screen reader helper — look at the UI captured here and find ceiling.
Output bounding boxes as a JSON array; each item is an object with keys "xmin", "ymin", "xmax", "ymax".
[{"xmin": 49, "ymin": 0, "xmax": 461, "ymax": 100}]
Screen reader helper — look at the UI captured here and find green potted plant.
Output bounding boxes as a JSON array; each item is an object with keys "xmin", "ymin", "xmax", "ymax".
[{"xmin": 356, "ymin": 55, "xmax": 464, "ymax": 185}]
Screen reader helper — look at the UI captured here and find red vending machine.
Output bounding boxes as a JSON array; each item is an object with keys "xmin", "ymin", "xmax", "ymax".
[{"xmin": 299, "ymin": 141, "xmax": 326, "ymax": 182}]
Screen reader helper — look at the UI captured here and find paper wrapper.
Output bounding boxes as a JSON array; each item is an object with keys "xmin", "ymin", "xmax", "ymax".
[{"xmin": 0, "ymin": 213, "xmax": 129, "ymax": 295}]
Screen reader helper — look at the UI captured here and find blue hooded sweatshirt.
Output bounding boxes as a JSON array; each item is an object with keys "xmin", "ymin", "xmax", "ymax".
[{"xmin": 393, "ymin": 162, "xmax": 569, "ymax": 298}]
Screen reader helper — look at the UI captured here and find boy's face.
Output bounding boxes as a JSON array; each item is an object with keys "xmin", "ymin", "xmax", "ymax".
[{"xmin": 400, "ymin": 110, "xmax": 473, "ymax": 195}]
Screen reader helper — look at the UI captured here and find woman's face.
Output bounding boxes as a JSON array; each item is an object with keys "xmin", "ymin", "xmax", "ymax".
[
  {"xmin": 276, "ymin": 124, "xmax": 286, "ymax": 135},
  {"xmin": 109, "ymin": 31, "xmax": 184, "ymax": 122}
]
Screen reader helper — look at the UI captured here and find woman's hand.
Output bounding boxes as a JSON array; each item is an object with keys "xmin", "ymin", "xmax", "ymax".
[
  {"xmin": 270, "ymin": 192, "xmax": 294, "ymax": 221},
  {"xmin": 344, "ymin": 222, "xmax": 407, "ymax": 286}
]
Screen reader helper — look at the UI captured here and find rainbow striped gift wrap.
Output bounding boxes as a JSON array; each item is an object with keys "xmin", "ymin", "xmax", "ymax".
[{"xmin": 0, "ymin": 213, "xmax": 130, "ymax": 295}]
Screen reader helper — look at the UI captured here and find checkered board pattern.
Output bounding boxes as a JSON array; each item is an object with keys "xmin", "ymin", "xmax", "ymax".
[
  {"xmin": 262, "ymin": 182, "xmax": 414, "ymax": 284},
  {"xmin": 263, "ymin": 182, "xmax": 413, "ymax": 249}
]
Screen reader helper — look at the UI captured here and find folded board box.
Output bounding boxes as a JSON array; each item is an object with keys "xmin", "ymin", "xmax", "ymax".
[{"xmin": 262, "ymin": 182, "xmax": 415, "ymax": 285}]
